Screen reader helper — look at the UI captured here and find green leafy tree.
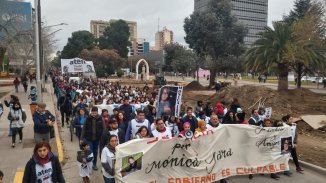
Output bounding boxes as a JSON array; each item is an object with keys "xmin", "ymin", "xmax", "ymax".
[
  {"xmin": 245, "ymin": 23, "xmax": 293, "ymax": 90},
  {"xmin": 79, "ymin": 48, "xmax": 126, "ymax": 77},
  {"xmin": 245, "ymin": 22, "xmax": 325, "ymax": 90},
  {"xmin": 99, "ymin": 20, "xmax": 131, "ymax": 58},
  {"xmin": 163, "ymin": 43, "xmax": 197, "ymax": 75},
  {"xmin": 283, "ymin": 0, "xmax": 326, "ymax": 88},
  {"xmin": 283, "ymin": 0, "xmax": 311, "ymax": 24},
  {"xmin": 184, "ymin": 0, "xmax": 247, "ymax": 86},
  {"xmin": 61, "ymin": 30, "xmax": 95, "ymax": 59}
]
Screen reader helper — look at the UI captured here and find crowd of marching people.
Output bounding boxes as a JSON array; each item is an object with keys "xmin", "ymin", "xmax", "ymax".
[{"xmin": 45, "ymin": 72, "xmax": 306, "ymax": 183}]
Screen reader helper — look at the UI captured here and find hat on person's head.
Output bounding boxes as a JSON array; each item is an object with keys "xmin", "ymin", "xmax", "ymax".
[
  {"xmin": 91, "ymin": 107, "xmax": 98, "ymax": 112},
  {"xmin": 37, "ymin": 103, "xmax": 46, "ymax": 108}
]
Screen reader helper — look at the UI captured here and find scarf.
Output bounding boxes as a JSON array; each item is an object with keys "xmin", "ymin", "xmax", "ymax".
[
  {"xmin": 107, "ymin": 144, "xmax": 116, "ymax": 155},
  {"xmin": 157, "ymin": 127, "xmax": 167, "ymax": 133},
  {"xmin": 33, "ymin": 152, "xmax": 51, "ymax": 166}
]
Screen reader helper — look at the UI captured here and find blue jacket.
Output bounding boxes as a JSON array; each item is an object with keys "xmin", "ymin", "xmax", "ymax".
[{"xmin": 33, "ymin": 110, "xmax": 55, "ymax": 134}]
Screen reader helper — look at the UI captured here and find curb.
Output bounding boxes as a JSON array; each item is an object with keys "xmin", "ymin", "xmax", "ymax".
[
  {"xmin": 290, "ymin": 158, "xmax": 326, "ymax": 175},
  {"xmin": 48, "ymin": 84, "xmax": 65, "ymax": 165},
  {"xmin": 13, "ymin": 168, "xmax": 24, "ymax": 183}
]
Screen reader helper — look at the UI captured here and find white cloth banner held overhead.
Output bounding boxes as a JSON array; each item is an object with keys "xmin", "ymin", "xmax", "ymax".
[
  {"xmin": 61, "ymin": 58, "xmax": 95, "ymax": 73},
  {"xmin": 114, "ymin": 125, "xmax": 292, "ymax": 183}
]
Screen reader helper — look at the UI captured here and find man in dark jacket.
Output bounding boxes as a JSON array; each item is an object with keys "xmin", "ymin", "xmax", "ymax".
[
  {"xmin": 33, "ymin": 103, "xmax": 55, "ymax": 143},
  {"xmin": 181, "ymin": 108, "xmax": 198, "ymax": 133},
  {"xmin": 58, "ymin": 92, "xmax": 71, "ymax": 127},
  {"xmin": 119, "ymin": 98, "xmax": 133, "ymax": 121},
  {"xmin": 80, "ymin": 107, "xmax": 104, "ymax": 170}
]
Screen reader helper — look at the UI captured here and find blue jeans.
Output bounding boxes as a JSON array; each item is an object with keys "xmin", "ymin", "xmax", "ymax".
[
  {"xmin": 84, "ymin": 139, "xmax": 99, "ymax": 167},
  {"xmin": 103, "ymin": 176, "xmax": 115, "ymax": 183},
  {"xmin": 15, "ymin": 85, "xmax": 18, "ymax": 93}
]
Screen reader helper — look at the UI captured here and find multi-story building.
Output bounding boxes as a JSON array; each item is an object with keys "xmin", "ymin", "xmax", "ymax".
[
  {"xmin": 155, "ymin": 26, "xmax": 173, "ymax": 50},
  {"xmin": 128, "ymin": 38, "xmax": 150, "ymax": 56},
  {"xmin": 90, "ymin": 19, "xmax": 137, "ymax": 41},
  {"xmin": 90, "ymin": 20, "xmax": 110, "ymax": 39},
  {"xmin": 194, "ymin": 0, "xmax": 268, "ymax": 46}
]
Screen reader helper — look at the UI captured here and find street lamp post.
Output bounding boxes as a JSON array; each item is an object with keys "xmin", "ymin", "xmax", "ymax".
[{"xmin": 34, "ymin": 0, "xmax": 41, "ymax": 102}]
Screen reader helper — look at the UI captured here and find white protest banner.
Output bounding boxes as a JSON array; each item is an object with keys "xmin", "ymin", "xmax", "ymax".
[
  {"xmin": 265, "ymin": 107, "xmax": 272, "ymax": 118},
  {"xmin": 61, "ymin": 58, "xmax": 95, "ymax": 73},
  {"xmin": 156, "ymin": 86, "xmax": 183, "ymax": 118},
  {"xmin": 114, "ymin": 125, "xmax": 292, "ymax": 183}
]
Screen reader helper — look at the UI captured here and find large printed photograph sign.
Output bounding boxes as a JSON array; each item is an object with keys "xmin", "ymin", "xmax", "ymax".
[
  {"xmin": 114, "ymin": 125, "xmax": 292, "ymax": 183},
  {"xmin": 156, "ymin": 86, "xmax": 183, "ymax": 118},
  {"xmin": 61, "ymin": 58, "xmax": 95, "ymax": 73}
]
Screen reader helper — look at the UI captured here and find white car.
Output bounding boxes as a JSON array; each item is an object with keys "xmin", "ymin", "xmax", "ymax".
[{"xmin": 301, "ymin": 76, "xmax": 310, "ymax": 82}]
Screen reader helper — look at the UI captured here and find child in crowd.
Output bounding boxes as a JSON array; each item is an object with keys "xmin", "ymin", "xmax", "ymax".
[
  {"xmin": 179, "ymin": 122, "xmax": 192, "ymax": 139},
  {"xmin": 77, "ymin": 143, "xmax": 94, "ymax": 183}
]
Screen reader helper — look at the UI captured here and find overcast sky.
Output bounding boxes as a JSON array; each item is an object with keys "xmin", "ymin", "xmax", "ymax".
[{"xmin": 27, "ymin": 0, "xmax": 295, "ymax": 52}]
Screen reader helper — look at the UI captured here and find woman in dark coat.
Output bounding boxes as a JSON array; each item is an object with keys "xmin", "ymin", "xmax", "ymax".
[{"xmin": 23, "ymin": 141, "xmax": 65, "ymax": 183}]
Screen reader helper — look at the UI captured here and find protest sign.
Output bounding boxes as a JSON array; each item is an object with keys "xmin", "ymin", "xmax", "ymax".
[
  {"xmin": 61, "ymin": 58, "xmax": 95, "ymax": 73},
  {"xmin": 156, "ymin": 86, "xmax": 183, "ymax": 118},
  {"xmin": 115, "ymin": 125, "xmax": 292, "ymax": 183},
  {"xmin": 265, "ymin": 107, "xmax": 272, "ymax": 118}
]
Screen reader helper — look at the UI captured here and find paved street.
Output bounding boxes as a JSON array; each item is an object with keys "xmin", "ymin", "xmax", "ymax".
[
  {"xmin": 1, "ymin": 81, "xmax": 325, "ymax": 182},
  {"xmin": 0, "ymin": 84, "xmax": 57, "ymax": 183}
]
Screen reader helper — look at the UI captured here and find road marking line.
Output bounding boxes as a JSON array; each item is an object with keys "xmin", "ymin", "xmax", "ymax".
[{"xmin": 13, "ymin": 168, "xmax": 24, "ymax": 183}]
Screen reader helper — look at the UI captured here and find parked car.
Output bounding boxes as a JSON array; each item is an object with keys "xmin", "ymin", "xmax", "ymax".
[{"xmin": 301, "ymin": 76, "xmax": 310, "ymax": 82}]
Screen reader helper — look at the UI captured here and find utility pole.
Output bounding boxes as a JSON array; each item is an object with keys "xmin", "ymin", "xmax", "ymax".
[{"xmin": 34, "ymin": 0, "xmax": 42, "ymax": 102}]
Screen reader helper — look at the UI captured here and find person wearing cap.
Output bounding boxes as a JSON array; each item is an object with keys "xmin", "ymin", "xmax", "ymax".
[
  {"xmin": 33, "ymin": 103, "xmax": 56, "ymax": 143},
  {"xmin": 80, "ymin": 107, "xmax": 104, "ymax": 171}
]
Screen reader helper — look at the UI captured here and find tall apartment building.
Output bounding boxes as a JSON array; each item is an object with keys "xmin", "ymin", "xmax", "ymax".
[
  {"xmin": 90, "ymin": 19, "xmax": 137, "ymax": 41},
  {"xmin": 128, "ymin": 38, "xmax": 150, "ymax": 56},
  {"xmin": 194, "ymin": 0, "xmax": 268, "ymax": 46},
  {"xmin": 155, "ymin": 26, "xmax": 173, "ymax": 50}
]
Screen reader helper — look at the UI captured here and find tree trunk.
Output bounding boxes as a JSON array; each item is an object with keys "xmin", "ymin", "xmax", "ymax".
[
  {"xmin": 278, "ymin": 64, "xmax": 289, "ymax": 91},
  {"xmin": 0, "ymin": 47, "xmax": 6, "ymax": 72},
  {"xmin": 209, "ymin": 69, "xmax": 217, "ymax": 87},
  {"xmin": 196, "ymin": 68, "xmax": 199, "ymax": 83},
  {"xmin": 297, "ymin": 63, "xmax": 303, "ymax": 89}
]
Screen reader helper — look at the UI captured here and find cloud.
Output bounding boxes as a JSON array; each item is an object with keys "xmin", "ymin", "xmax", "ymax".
[{"xmin": 31, "ymin": 0, "xmax": 294, "ymax": 52}]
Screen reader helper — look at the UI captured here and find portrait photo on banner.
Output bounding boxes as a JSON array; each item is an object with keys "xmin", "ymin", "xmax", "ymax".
[
  {"xmin": 120, "ymin": 152, "xmax": 143, "ymax": 178},
  {"xmin": 281, "ymin": 137, "xmax": 293, "ymax": 155},
  {"xmin": 156, "ymin": 86, "xmax": 183, "ymax": 118}
]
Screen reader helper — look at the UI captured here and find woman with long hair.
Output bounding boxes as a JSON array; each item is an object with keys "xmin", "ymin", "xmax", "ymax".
[{"xmin": 22, "ymin": 141, "xmax": 65, "ymax": 183}]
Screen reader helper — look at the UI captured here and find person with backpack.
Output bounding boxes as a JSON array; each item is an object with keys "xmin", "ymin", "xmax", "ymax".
[{"xmin": 7, "ymin": 102, "xmax": 26, "ymax": 148}]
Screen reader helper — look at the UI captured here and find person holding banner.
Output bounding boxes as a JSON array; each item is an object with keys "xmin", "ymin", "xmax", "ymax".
[
  {"xmin": 248, "ymin": 109, "xmax": 262, "ymax": 126},
  {"xmin": 152, "ymin": 119, "xmax": 172, "ymax": 138},
  {"xmin": 157, "ymin": 87, "xmax": 174, "ymax": 117},
  {"xmin": 101, "ymin": 135, "xmax": 118, "ymax": 183},
  {"xmin": 282, "ymin": 115, "xmax": 304, "ymax": 173}
]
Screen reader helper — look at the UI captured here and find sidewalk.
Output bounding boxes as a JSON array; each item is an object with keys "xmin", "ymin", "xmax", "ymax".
[{"xmin": 0, "ymin": 84, "xmax": 58, "ymax": 183}]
